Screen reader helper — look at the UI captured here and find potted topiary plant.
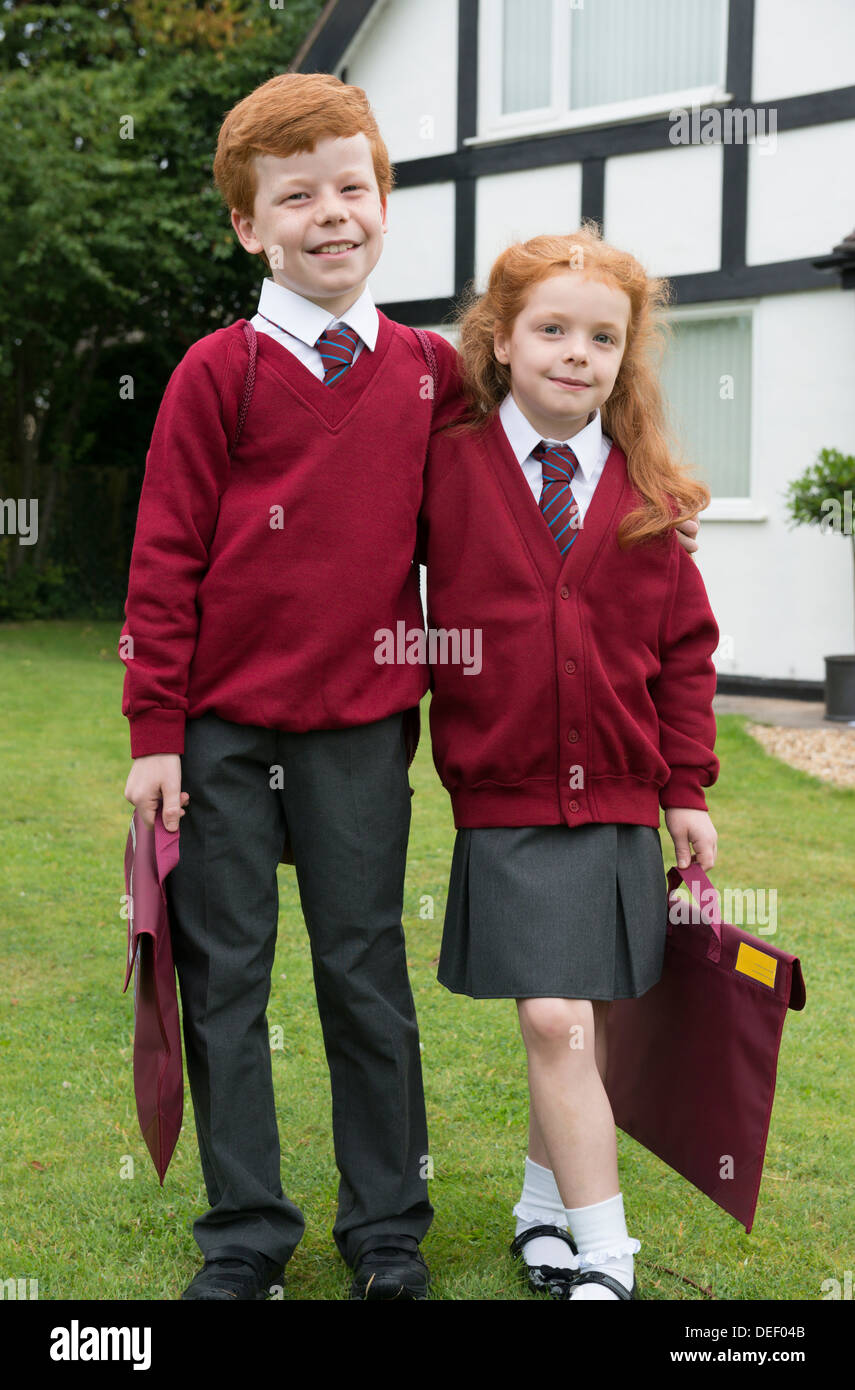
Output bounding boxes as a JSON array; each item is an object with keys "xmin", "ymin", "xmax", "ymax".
[{"xmin": 784, "ymin": 447, "xmax": 855, "ymax": 721}]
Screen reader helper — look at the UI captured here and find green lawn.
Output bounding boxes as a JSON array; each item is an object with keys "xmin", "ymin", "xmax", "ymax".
[{"xmin": 1, "ymin": 620, "xmax": 852, "ymax": 1301}]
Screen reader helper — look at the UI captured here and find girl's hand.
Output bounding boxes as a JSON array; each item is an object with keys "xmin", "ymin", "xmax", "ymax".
[{"xmin": 664, "ymin": 807, "xmax": 717, "ymax": 871}]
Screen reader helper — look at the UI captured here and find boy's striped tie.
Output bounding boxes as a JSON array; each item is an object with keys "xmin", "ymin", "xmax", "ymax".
[
  {"xmin": 531, "ymin": 440, "xmax": 581, "ymax": 555},
  {"xmin": 315, "ymin": 324, "xmax": 360, "ymax": 385}
]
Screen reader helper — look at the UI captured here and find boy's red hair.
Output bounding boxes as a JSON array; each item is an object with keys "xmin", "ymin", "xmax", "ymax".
[
  {"xmin": 213, "ymin": 72, "xmax": 394, "ymax": 264},
  {"xmin": 445, "ymin": 222, "xmax": 710, "ymax": 547}
]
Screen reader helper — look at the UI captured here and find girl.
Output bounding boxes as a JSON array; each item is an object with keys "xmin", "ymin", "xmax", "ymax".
[{"xmin": 420, "ymin": 223, "xmax": 719, "ymax": 1301}]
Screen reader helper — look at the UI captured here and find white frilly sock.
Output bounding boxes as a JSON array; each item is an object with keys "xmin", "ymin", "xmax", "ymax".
[
  {"xmin": 513, "ymin": 1157, "xmax": 577, "ymax": 1270},
  {"xmin": 564, "ymin": 1192, "xmax": 640, "ymax": 1300}
]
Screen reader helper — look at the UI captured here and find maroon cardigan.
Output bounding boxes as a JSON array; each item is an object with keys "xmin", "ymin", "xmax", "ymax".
[{"xmin": 419, "ymin": 410, "xmax": 720, "ymax": 829}]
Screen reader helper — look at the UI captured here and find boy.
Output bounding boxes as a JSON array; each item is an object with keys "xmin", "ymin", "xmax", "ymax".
[
  {"xmin": 120, "ymin": 72, "xmax": 462, "ymax": 1301},
  {"xmin": 120, "ymin": 70, "xmax": 701, "ymax": 1302}
]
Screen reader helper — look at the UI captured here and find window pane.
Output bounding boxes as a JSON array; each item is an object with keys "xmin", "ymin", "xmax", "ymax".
[
  {"xmin": 660, "ymin": 315, "xmax": 752, "ymax": 499},
  {"xmin": 503, "ymin": 0, "xmax": 553, "ymax": 113},
  {"xmin": 570, "ymin": 0, "xmax": 726, "ymax": 110}
]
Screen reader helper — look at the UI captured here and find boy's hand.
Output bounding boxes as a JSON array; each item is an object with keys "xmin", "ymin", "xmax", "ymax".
[
  {"xmin": 664, "ymin": 807, "xmax": 717, "ymax": 871},
  {"xmin": 676, "ymin": 515, "xmax": 700, "ymax": 554},
  {"xmin": 124, "ymin": 754, "xmax": 189, "ymax": 832}
]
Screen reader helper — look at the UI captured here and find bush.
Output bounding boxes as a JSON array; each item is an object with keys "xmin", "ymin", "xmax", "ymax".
[{"xmin": 0, "ymin": 550, "xmax": 83, "ymax": 621}]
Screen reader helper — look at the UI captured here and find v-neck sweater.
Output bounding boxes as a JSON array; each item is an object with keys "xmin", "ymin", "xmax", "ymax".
[
  {"xmin": 419, "ymin": 410, "xmax": 720, "ymax": 829},
  {"xmin": 120, "ymin": 313, "xmax": 462, "ymax": 757}
]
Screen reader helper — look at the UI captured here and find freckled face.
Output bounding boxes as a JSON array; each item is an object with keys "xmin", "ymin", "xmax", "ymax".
[
  {"xmin": 230, "ymin": 133, "xmax": 387, "ymax": 316},
  {"xmin": 493, "ymin": 272, "xmax": 631, "ymax": 440}
]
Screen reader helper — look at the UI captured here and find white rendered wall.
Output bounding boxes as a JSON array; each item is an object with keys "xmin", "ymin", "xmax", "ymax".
[
  {"xmin": 368, "ymin": 181, "xmax": 457, "ymax": 302},
  {"xmin": 699, "ymin": 289, "xmax": 855, "ymax": 682},
  {"xmin": 747, "ymin": 120, "xmax": 855, "ymax": 265},
  {"xmin": 338, "ymin": 0, "xmax": 459, "ymax": 163},
  {"xmin": 604, "ymin": 143, "xmax": 723, "ymax": 277},
  {"xmin": 752, "ymin": 0, "xmax": 855, "ymax": 102},
  {"xmin": 474, "ymin": 163, "xmax": 584, "ymax": 288}
]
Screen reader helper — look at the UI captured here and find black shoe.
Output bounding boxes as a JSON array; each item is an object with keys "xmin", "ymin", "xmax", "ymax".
[
  {"xmin": 564, "ymin": 1269, "xmax": 639, "ymax": 1300},
  {"xmin": 348, "ymin": 1234, "xmax": 430, "ymax": 1300},
  {"xmin": 509, "ymin": 1224, "xmax": 579, "ymax": 1300},
  {"xmin": 181, "ymin": 1244, "xmax": 284, "ymax": 1301}
]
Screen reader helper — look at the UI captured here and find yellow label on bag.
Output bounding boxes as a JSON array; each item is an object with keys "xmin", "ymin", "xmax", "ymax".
[{"xmin": 735, "ymin": 941, "xmax": 777, "ymax": 989}]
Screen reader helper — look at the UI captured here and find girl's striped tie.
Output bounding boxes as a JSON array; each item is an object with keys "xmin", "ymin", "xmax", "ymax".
[
  {"xmin": 531, "ymin": 440, "xmax": 581, "ymax": 555},
  {"xmin": 315, "ymin": 324, "xmax": 360, "ymax": 385}
]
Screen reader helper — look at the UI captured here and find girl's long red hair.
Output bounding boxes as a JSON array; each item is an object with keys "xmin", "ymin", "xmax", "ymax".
[{"xmin": 443, "ymin": 222, "xmax": 710, "ymax": 547}]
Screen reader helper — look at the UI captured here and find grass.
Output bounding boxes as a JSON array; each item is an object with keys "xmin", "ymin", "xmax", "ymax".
[{"xmin": 0, "ymin": 619, "xmax": 853, "ymax": 1301}]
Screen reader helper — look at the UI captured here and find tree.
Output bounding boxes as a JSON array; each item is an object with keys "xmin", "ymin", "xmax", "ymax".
[{"xmin": 0, "ymin": 0, "xmax": 324, "ymax": 614}]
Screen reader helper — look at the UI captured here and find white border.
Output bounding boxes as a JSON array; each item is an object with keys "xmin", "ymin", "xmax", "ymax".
[{"xmin": 664, "ymin": 300, "xmax": 765, "ymax": 519}]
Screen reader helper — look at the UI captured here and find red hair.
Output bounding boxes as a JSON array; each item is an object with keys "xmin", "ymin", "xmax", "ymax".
[
  {"xmin": 213, "ymin": 72, "xmax": 394, "ymax": 268},
  {"xmin": 445, "ymin": 222, "xmax": 710, "ymax": 547}
]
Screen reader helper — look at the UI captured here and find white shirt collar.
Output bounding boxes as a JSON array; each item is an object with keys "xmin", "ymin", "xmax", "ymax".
[
  {"xmin": 499, "ymin": 391, "xmax": 605, "ymax": 480},
  {"xmin": 256, "ymin": 277, "xmax": 379, "ymax": 351}
]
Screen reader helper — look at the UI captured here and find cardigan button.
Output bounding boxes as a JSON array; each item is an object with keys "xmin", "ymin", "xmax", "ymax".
[
  {"xmin": 568, "ymin": 799, "xmax": 580, "ymax": 813},
  {"xmin": 564, "ymin": 660, "xmax": 577, "ymax": 674},
  {"xmin": 560, "ymin": 586, "xmax": 570, "ymax": 599},
  {"xmin": 567, "ymin": 728, "xmax": 579, "ymax": 742}
]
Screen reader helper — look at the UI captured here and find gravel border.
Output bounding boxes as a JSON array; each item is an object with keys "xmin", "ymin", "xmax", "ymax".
[{"xmin": 745, "ymin": 722, "xmax": 855, "ymax": 788}]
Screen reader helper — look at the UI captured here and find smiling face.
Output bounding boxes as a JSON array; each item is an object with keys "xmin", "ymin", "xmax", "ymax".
[
  {"xmin": 493, "ymin": 271, "xmax": 631, "ymax": 441},
  {"xmin": 230, "ymin": 132, "xmax": 388, "ymax": 318}
]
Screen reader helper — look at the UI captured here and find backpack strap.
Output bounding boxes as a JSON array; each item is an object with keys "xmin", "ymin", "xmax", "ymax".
[
  {"xmin": 406, "ymin": 325, "xmax": 439, "ymax": 774},
  {"xmin": 411, "ymin": 326, "xmax": 438, "ymax": 422},
  {"xmin": 230, "ymin": 319, "xmax": 257, "ymax": 459}
]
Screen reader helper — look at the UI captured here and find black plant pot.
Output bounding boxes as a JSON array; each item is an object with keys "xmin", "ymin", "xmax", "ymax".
[{"xmin": 824, "ymin": 654, "xmax": 855, "ymax": 722}]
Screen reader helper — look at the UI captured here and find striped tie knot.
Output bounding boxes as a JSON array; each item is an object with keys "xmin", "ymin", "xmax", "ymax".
[
  {"xmin": 531, "ymin": 440, "xmax": 581, "ymax": 556},
  {"xmin": 316, "ymin": 323, "xmax": 360, "ymax": 385}
]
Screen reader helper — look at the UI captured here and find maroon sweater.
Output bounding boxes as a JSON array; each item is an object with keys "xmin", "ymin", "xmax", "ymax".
[
  {"xmin": 419, "ymin": 411, "xmax": 720, "ymax": 829},
  {"xmin": 120, "ymin": 314, "xmax": 462, "ymax": 757}
]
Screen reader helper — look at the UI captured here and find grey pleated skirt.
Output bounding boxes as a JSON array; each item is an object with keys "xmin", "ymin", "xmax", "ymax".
[{"xmin": 438, "ymin": 822, "xmax": 668, "ymax": 1000}]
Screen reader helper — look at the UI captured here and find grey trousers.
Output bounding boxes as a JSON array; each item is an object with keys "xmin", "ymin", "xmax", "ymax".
[{"xmin": 164, "ymin": 709, "xmax": 432, "ymax": 1269}]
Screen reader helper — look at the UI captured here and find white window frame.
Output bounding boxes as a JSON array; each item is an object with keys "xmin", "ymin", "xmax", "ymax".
[
  {"xmin": 471, "ymin": 0, "xmax": 732, "ymax": 147},
  {"xmin": 663, "ymin": 300, "xmax": 766, "ymax": 521}
]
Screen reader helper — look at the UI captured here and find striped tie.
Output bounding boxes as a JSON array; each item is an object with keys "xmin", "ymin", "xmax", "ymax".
[
  {"xmin": 531, "ymin": 440, "xmax": 581, "ymax": 555},
  {"xmin": 315, "ymin": 323, "xmax": 360, "ymax": 385}
]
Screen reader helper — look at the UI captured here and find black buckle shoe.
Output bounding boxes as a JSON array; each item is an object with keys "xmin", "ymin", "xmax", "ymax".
[
  {"xmin": 181, "ymin": 1244, "xmax": 284, "ymax": 1301},
  {"xmin": 510, "ymin": 1224, "xmax": 579, "ymax": 1299},
  {"xmin": 564, "ymin": 1269, "xmax": 639, "ymax": 1300},
  {"xmin": 348, "ymin": 1234, "xmax": 430, "ymax": 1300}
]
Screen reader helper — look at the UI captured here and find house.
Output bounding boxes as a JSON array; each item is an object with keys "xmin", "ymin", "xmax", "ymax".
[{"xmin": 293, "ymin": 0, "xmax": 855, "ymax": 695}]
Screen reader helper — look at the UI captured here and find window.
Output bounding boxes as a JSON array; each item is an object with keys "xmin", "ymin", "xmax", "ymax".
[
  {"xmin": 569, "ymin": 0, "xmax": 727, "ymax": 111},
  {"xmin": 477, "ymin": 0, "xmax": 730, "ymax": 143},
  {"xmin": 502, "ymin": 0, "xmax": 552, "ymax": 115},
  {"xmin": 659, "ymin": 307, "xmax": 755, "ymax": 510}
]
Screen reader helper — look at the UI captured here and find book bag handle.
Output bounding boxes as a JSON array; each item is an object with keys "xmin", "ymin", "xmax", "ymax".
[
  {"xmin": 666, "ymin": 861, "xmax": 723, "ymax": 962},
  {"xmin": 230, "ymin": 319, "xmax": 437, "ymax": 456}
]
